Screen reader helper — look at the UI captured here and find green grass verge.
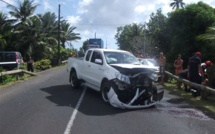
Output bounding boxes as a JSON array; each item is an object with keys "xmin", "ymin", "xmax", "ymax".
[
  {"xmin": 164, "ymin": 82, "xmax": 215, "ymax": 117},
  {"xmin": 0, "ymin": 64, "xmax": 66, "ymax": 89},
  {"xmin": 0, "ymin": 74, "xmax": 34, "ymax": 88}
]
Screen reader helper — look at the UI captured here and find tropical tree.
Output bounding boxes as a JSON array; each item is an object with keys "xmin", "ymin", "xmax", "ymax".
[
  {"xmin": 1, "ymin": 0, "xmax": 82, "ymax": 65},
  {"xmin": 5, "ymin": 0, "xmax": 39, "ymax": 57},
  {"xmin": 39, "ymin": 12, "xmax": 58, "ymax": 37},
  {"xmin": 145, "ymin": 9, "xmax": 168, "ymax": 55},
  {"xmin": 81, "ymin": 39, "xmax": 89, "ymax": 52},
  {"xmin": 0, "ymin": 12, "xmax": 16, "ymax": 50},
  {"xmin": 0, "ymin": 12, "xmax": 8, "ymax": 49},
  {"xmin": 7, "ymin": 0, "xmax": 38, "ymax": 23},
  {"xmin": 170, "ymin": 0, "xmax": 185, "ymax": 10},
  {"xmin": 39, "ymin": 12, "xmax": 58, "ymax": 60},
  {"xmin": 60, "ymin": 20, "xmax": 81, "ymax": 48},
  {"xmin": 115, "ymin": 23, "xmax": 145, "ymax": 53},
  {"xmin": 197, "ymin": 25, "xmax": 215, "ymax": 41},
  {"xmin": 14, "ymin": 16, "xmax": 47, "ymax": 59},
  {"xmin": 167, "ymin": 1, "xmax": 215, "ymax": 65}
]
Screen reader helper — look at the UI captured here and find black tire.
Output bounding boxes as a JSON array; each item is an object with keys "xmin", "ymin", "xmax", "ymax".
[
  {"xmin": 152, "ymin": 83, "xmax": 158, "ymax": 94},
  {"xmin": 70, "ymin": 71, "xmax": 81, "ymax": 88},
  {"xmin": 101, "ymin": 81, "xmax": 111, "ymax": 102}
]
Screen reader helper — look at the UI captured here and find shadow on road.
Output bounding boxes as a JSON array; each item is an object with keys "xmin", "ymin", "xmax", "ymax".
[{"xmin": 40, "ymin": 84, "xmax": 131, "ymax": 116}]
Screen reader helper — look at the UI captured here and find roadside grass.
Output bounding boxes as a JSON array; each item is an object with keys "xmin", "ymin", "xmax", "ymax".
[
  {"xmin": 0, "ymin": 74, "xmax": 34, "ymax": 89},
  {"xmin": 164, "ymin": 81, "xmax": 215, "ymax": 117},
  {"xmin": 0, "ymin": 64, "xmax": 66, "ymax": 89}
]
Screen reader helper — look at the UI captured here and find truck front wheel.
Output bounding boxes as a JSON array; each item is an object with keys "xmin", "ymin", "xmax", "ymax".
[
  {"xmin": 70, "ymin": 71, "xmax": 81, "ymax": 89},
  {"xmin": 152, "ymin": 83, "xmax": 158, "ymax": 95},
  {"xmin": 101, "ymin": 81, "xmax": 111, "ymax": 102}
]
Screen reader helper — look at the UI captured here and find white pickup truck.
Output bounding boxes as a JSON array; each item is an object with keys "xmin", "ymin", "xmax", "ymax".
[{"xmin": 67, "ymin": 48, "xmax": 164, "ymax": 109}]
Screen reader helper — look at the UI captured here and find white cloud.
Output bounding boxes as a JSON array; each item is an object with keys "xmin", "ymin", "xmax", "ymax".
[
  {"xmin": 43, "ymin": 0, "xmax": 53, "ymax": 11},
  {"xmin": 70, "ymin": 0, "xmax": 215, "ymax": 49},
  {"xmin": 80, "ymin": 0, "xmax": 93, "ymax": 6},
  {"xmin": 77, "ymin": 0, "xmax": 93, "ymax": 14},
  {"xmin": 135, "ymin": 4, "xmax": 155, "ymax": 14},
  {"xmin": 134, "ymin": 5, "xmax": 146, "ymax": 13},
  {"xmin": 67, "ymin": 15, "xmax": 81, "ymax": 25},
  {"xmin": 2, "ymin": 0, "xmax": 215, "ymax": 50}
]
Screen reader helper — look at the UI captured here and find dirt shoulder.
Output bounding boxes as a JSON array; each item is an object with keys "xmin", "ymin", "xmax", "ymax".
[{"xmin": 163, "ymin": 82, "xmax": 215, "ymax": 119}]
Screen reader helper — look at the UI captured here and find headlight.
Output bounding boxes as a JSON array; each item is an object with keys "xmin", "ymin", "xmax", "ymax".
[
  {"xmin": 115, "ymin": 73, "xmax": 130, "ymax": 84},
  {"xmin": 149, "ymin": 73, "xmax": 158, "ymax": 82}
]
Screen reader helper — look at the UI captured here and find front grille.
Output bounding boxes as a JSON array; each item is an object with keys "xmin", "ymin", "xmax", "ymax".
[{"xmin": 130, "ymin": 73, "xmax": 149, "ymax": 86}]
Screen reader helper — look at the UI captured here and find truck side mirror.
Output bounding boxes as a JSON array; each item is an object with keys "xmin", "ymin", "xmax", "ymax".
[{"xmin": 95, "ymin": 59, "xmax": 103, "ymax": 65}]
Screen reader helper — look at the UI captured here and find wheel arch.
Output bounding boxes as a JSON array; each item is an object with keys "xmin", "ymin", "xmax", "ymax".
[
  {"xmin": 100, "ymin": 78, "xmax": 109, "ymax": 91},
  {"xmin": 152, "ymin": 82, "xmax": 158, "ymax": 94}
]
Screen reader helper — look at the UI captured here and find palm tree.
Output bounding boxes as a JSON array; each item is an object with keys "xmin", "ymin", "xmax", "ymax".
[
  {"xmin": 14, "ymin": 15, "xmax": 57, "ymax": 60},
  {"xmin": 7, "ymin": 0, "xmax": 38, "ymax": 23},
  {"xmin": 0, "ymin": 12, "xmax": 8, "ymax": 49},
  {"xmin": 81, "ymin": 39, "xmax": 89, "ymax": 52},
  {"xmin": 170, "ymin": 0, "xmax": 185, "ymax": 10},
  {"xmin": 128, "ymin": 23, "xmax": 145, "ymax": 53},
  {"xmin": 0, "ymin": 12, "xmax": 14, "ymax": 50},
  {"xmin": 115, "ymin": 23, "xmax": 145, "ymax": 53},
  {"xmin": 197, "ymin": 26, "xmax": 215, "ymax": 41},
  {"xmin": 60, "ymin": 21, "xmax": 81, "ymax": 48},
  {"xmin": 6, "ymin": 0, "xmax": 39, "ymax": 54},
  {"xmin": 39, "ymin": 12, "xmax": 58, "ymax": 48}
]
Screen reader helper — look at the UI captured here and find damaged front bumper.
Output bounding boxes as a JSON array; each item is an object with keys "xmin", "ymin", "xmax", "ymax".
[{"xmin": 107, "ymin": 87, "xmax": 164, "ymax": 109}]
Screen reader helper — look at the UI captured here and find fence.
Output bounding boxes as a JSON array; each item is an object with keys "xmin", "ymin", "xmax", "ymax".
[
  {"xmin": 0, "ymin": 69, "xmax": 37, "ymax": 81},
  {"xmin": 61, "ymin": 60, "xmax": 68, "ymax": 64},
  {"xmin": 0, "ymin": 61, "xmax": 68, "ymax": 81},
  {"xmin": 164, "ymin": 71, "xmax": 215, "ymax": 100}
]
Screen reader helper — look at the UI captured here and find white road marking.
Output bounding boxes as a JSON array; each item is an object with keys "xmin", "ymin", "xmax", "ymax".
[{"xmin": 64, "ymin": 87, "xmax": 87, "ymax": 134}]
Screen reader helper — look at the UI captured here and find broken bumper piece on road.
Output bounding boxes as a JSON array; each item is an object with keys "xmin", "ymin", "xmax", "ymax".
[{"xmin": 107, "ymin": 87, "xmax": 164, "ymax": 109}]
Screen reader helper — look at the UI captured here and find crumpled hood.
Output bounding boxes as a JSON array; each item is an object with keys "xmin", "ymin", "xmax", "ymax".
[
  {"xmin": 111, "ymin": 64, "xmax": 156, "ymax": 69},
  {"xmin": 110, "ymin": 64, "xmax": 157, "ymax": 75}
]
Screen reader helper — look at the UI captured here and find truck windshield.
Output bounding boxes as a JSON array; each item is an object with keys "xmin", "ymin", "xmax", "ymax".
[{"xmin": 104, "ymin": 51, "xmax": 140, "ymax": 64}]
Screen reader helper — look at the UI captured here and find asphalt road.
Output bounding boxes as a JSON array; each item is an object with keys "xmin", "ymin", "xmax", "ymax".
[{"xmin": 0, "ymin": 66, "xmax": 215, "ymax": 134}]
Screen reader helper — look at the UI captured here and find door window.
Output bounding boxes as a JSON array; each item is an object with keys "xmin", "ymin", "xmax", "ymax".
[
  {"xmin": 91, "ymin": 51, "xmax": 103, "ymax": 64},
  {"xmin": 85, "ymin": 50, "xmax": 92, "ymax": 61}
]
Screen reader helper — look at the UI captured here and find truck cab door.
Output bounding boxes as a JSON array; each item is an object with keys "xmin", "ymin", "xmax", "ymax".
[
  {"xmin": 81, "ymin": 50, "xmax": 93, "ymax": 82},
  {"xmin": 87, "ymin": 51, "xmax": 105, "ymax": 89}
]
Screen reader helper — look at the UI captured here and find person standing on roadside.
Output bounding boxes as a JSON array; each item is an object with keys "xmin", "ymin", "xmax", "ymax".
[
  {"xmin": 174, "ymin": 54, "xmax": 184, "ymax": 89},
  {"xmin": 188, "ymin": 52, "xmax": 203, "ymax": 96},
  {"xmin": 201, "ymin": 60, "xmax": 213, "ymax": 86},
  {"xmin": 136, "ymin": 52, "xmax": 143, "ymax": 58},
  {"xmin": 27, "ymin": 56, "xmax": 34, "ymax": 72},
  {"xmin": 158, "ymin": 52, "xmax": 166, "ymax": 85},
  {"xmin": 174, "ymin": 54, "xmax": 183, "ymax": 75}
]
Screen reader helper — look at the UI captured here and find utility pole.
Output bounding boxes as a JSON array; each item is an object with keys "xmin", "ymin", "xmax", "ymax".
[{"xmin": 58, "ymin": 4, "xmax": 61, "ymax": 65}]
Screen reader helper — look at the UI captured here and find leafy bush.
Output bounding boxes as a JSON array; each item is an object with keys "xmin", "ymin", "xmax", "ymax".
[
  {"xmin": 34, "ymin": 59, "xmax": 51, "ymax": 71},
  {"xmin": 0, "ymin": 67, "xmax": 15, "ymax": 84},
  {"xmin": 19, "ymin": 62, "xmax": 27, "ymax": 70}
]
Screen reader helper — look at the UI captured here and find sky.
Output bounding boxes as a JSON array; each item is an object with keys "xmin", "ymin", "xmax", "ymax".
[{"xmin": 1, "ymin": 0, "xmax": 215, "ymax": 50}]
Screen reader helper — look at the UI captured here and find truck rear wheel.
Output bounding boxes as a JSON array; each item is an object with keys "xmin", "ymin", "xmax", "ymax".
[{"xmin": 70, "ymin": 71, "xmax": 81, "ymax": 89}]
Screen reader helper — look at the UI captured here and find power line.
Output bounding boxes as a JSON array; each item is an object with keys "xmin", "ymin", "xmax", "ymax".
[{"xmin": 0, "ymin": 0, "xmax": 16, "ymax": 8}]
